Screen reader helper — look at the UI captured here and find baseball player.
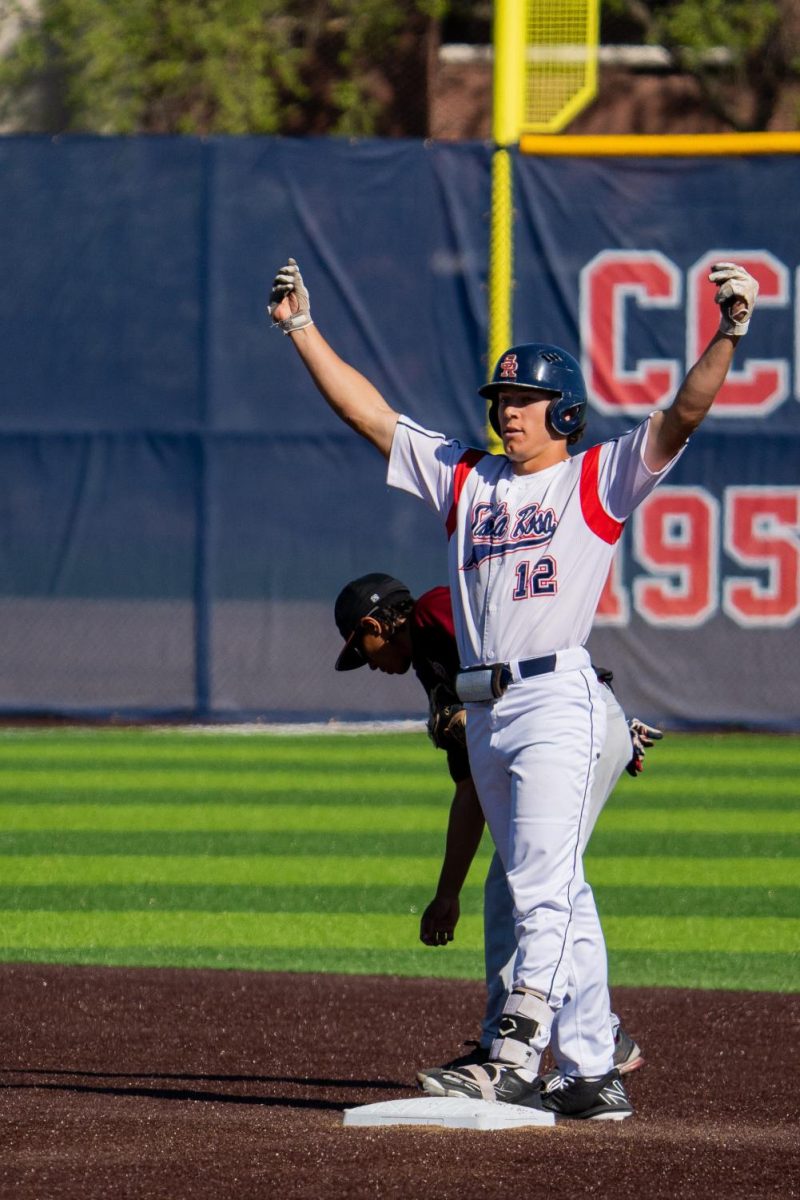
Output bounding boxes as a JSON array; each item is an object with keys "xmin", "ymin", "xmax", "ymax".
[
  {"xmin": 333, "ymin": 571, "xmax": 660, "ymax": 1078},
  {"xmin": 269, "ymin": 257, "xmax": 757, "ymax": 1120}
]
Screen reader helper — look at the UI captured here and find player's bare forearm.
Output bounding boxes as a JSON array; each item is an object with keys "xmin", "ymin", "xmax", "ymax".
[
  {"xmin": 287, "ymin": 325, "xmax": 399, "ymax": 458},
  {"xmin": 420, "ymin": 778, "xmax": 485, "ymax": 946},
  {"xmin": 288, "ymin": 325, "xmax": 399, "ymax": 456},
  {"xmin": 645, "ymin": 261, "xmax": 759, "ymax": 471},
  {"xmin": 268, "ymin": 258, "xmax": 399, "ymax": 456},
  {"xmin": 434, "ymin": 776, "xmax": 486, "ymax": 899},
  {"xmin": 645, "ymin": 332, "xmax": 737, "ymax": 472}
]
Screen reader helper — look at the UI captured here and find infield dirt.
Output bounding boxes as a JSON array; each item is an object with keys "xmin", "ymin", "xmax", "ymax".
[{"xmin": 1, "ymin": 964, "xmax": 797, "ymax": 1199}]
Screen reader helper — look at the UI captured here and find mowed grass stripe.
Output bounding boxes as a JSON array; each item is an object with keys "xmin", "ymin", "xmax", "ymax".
[
  {"xmin": 620, "ymin": 764, "xmax": 799, "ymax": 780},
  {"xmin": 1, "ymin": 802, "xmax": 797, "ymax": 834},
  {"xmin": 0, "ymin": 945, "xmax": 793, "ymax": 991},
  {"xmin": 1, "ymin": 830, "xmax": 797, "ymax": 858},
  {"xmin": 605, "ymin": 950, "xmax": 798, "ymax": 992},
  {"xmin": 1, "ymin": 884, "xmax": 796, "ymax": 918},
  {"xmin": 0, "ymin": 789, "xmax": 454, "ymax": 809},
  {"xmin": 0, "ymin": 748, "xmax": 436, "ymax": 776},
  {"xmin": 0, "ymin": 766, "xmax": 796, "ymax": 797},
  {"xmin": 0, "ymin": 771, "xmax": 795, "ymax": 804},
  {"xmin": 0, "ymin": 754, "xmax": 796, "ymax": 779},
  {"xmin": 0, "ymin": 911, "xmax": 796, "ymax": 954},
  {"xmin": 602, "ymin": 787, "xmax": 799, "ymax": 812},
  {"xmin": 2, "ymin": 785, "xmax": 797, "ymax": 813},
  {"xmin": 598, "ymin": 778, "xmax": 800, "ymax": 804},
  {"xmin": 4, "ymin": 788, "xmax": 799, "ymax": 815},
  {"xmin": 0, "ymin": 729, "xmax": 794, "ymax": 760},
  {"xmin": 1, "ymin": 761, "xmax": 797, "ymax": 783},
  {"xmin": 0, "ymin": 735, "xmax": 796, "ymax": 782},
  {"xmin": 0, "ymin": 801, "xmax": 461, "ymax": 832},
  {"xmin": 0, "ymin": 770, "xmax": 449, "ymax": 795},
  {"xmin": 0, "ymin": 775, "xmax": 796, "ymax": 807},
  {"xmin": 3, "ymin": 854, "xmax": 797, "ymax": 888},
  {"xmin": 0, "ymin": 760, "xmax": 439, "ymax": 779},
  {"xmin": 0, "ymin": 735, "xmax": 432, "ymax": 764},
  {"xmin": 0, "ymin": 944, "xmax": 488, "ymax": 978}
]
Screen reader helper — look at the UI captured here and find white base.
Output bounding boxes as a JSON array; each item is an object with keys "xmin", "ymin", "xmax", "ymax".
[{"xmin": 343, "ymin": 1096, "xmax": 555, "ymax": 1130}]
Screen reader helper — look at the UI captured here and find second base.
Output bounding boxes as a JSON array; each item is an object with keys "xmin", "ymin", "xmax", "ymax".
[{"xmin": 343, "ymin": 1095, "xmax": 555, "ymax": 1130}]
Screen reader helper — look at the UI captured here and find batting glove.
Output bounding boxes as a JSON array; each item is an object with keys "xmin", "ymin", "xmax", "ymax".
[
  {"xmin": 268, "ymin": 258, "xmax": 314, "ymax": 335},
  {"xmin": 709, "ymin": 262, "xmax": 758, "ymax": 337},
  {"xmin": 626, "ymin": 718, "xmax": 664, "ymax": 777}
]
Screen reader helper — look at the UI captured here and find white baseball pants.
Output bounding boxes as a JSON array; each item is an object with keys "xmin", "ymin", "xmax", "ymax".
[
  {"xmin": 479, "ymin": 684, "xmax": 632, "ymax": 1074},
  {"xmin": 466, "ymin": 658, "xmax": 618, "ymax": 1076}
]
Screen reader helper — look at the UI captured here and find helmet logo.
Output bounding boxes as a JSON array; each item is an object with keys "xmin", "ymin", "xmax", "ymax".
[{"xmin": 499, "ymin": 353, "xmax": 519, "ymax": 380}]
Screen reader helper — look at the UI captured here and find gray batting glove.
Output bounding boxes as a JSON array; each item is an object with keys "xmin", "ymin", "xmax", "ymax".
[
  {"xmin": 268, "ymin": 257, "xmax": 314, "ymax": 335},
  {"xmin": 709, "ymin": 262, "xmax": 758, "ymax": 337}
]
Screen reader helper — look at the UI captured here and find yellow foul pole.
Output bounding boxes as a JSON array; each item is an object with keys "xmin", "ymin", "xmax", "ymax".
[{"xmin": 488, "ymin": 0, "xmax": 525, "ymax": 447}]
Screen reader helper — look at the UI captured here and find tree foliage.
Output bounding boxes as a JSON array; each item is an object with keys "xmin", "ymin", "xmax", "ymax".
[
  {"xmin": 0, "ymin": 0, "xmax": 447, "ymax": 135},
  {"xmin": 1, "ymin": 0, "xmax": 798, "ymax": 136},
  {"xmin": 605, "ymin": 0, "xmax": 799, "ymax": 130}
]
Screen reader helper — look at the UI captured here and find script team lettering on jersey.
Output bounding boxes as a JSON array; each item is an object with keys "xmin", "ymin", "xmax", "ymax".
[{"xmin": 463, "ymin": 501, "xmax": 559, "ymax": 571}]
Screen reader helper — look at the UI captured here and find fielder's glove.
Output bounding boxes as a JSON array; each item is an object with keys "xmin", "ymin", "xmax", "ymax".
[
  {"xmin": 709, "ymin": 262, "xmax": 758, "ymax": 337},
  {"xmin": 626, "ymin": 718, "xmax": 663, "ymax": 777},
  {"xmin": 427, "ymin": 684, "xmax": 467, "ymax": 752},
  {"xmin": 268, "ymin": 258, "xmax": 314, "ymax": 334}
]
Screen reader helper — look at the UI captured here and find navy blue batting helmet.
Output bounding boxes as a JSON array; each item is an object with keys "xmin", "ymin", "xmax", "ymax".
[{"xmin": 479, "ymin": 343, "xmax": 588, "ymax": 444}]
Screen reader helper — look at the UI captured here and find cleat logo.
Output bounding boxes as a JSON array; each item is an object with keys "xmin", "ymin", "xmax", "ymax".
[{"xmin": 600, "ymin": 1080, "xmax": 628, "ymax": 1106}]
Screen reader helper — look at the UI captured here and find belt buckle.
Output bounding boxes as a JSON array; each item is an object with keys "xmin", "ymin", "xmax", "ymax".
[{"xmin": 491, "ymin": 664, "xmax": 511, "ymax": 698}]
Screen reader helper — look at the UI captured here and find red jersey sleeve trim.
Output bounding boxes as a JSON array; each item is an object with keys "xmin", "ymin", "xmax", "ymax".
[
  {"xmin": 445, "ymin": 449, "xmax": 486, "ymax": 540},
  {"xmin": 579, "ymin": 444, "xmax": 625, "ymax": 545}
]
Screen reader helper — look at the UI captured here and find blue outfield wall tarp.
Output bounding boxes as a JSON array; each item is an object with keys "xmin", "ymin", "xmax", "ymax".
[{"xmin": 0, "ymin": 136, "xmax": 797, "ymax": 727}]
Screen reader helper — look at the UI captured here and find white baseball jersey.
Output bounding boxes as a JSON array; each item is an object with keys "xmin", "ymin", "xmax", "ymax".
[{"xmin": 387, "ymin": 415, "xmax": 684, "ymax": 668}]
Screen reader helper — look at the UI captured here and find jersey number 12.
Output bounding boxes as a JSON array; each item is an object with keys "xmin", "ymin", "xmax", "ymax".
[{"xmin": 513, "ymin": 556, "xmax": 558, "ymax": 599}]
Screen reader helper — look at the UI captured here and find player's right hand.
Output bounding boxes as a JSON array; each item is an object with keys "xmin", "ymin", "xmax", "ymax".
[
  {"xmin": 268, "ymin": 258, "xmax": 313, "ymax": 334},
  {"xmin": 420, "ymin": 895, "xmax": 460, "ymax": 946}
]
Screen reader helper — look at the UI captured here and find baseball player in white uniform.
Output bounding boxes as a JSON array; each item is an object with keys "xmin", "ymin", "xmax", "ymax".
[
  {"xmin": 268, "ymin": 257, "xmax": 758, "ymax": 1120},
  {"xmin": 333, "ymin": 572, "xmax": 659, "ymax": 1077}
]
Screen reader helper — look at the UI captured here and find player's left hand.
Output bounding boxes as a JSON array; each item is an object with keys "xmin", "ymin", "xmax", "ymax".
[
  {"xmin": 709, "ymin": 262, "xmax": 758, "ymax": 337},
  {"xmin": 626, "ymin": 718, "xmax": 664, "ymax": 777},
  {"xmin": 427, "ymin": 685, "xmax": 467, "ymax": 751},
  {"xmin": 420, "ymin": 895, "xmax": 460, "ymax": 945}
]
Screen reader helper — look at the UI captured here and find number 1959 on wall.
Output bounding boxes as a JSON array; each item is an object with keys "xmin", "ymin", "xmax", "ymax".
[{"xmin": 596, "ymin": 486, "xmax": 800, "ymax": 629}]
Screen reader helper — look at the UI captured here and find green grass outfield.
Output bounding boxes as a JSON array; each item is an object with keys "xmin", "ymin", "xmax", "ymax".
[{"xmin": 0, "ymin": 728, "xmax": 797, "ymax": 991}]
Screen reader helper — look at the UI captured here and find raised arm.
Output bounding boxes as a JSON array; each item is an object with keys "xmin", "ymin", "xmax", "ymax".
[
  {"xmin": 645, "ymin": 262, "xmax": 759, "ymax": 472},
  {"xmin": 268, "ymin": 259, "xmax": 399, "ymax": 459}
]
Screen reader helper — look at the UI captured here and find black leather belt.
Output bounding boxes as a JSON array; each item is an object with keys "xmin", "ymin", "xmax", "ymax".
[
  {"xmin": 517, "ymin": 653, "xmax": 558, "ymax": 679},
  {"xmin": 456, "ymin": 654, "xmax": 558, "ymax": 702}
]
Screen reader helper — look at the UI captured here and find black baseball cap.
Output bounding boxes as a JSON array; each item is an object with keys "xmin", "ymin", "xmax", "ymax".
[{"xmin": 334, "ymin": 573, "xmax": 412, "ymax": 671}]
